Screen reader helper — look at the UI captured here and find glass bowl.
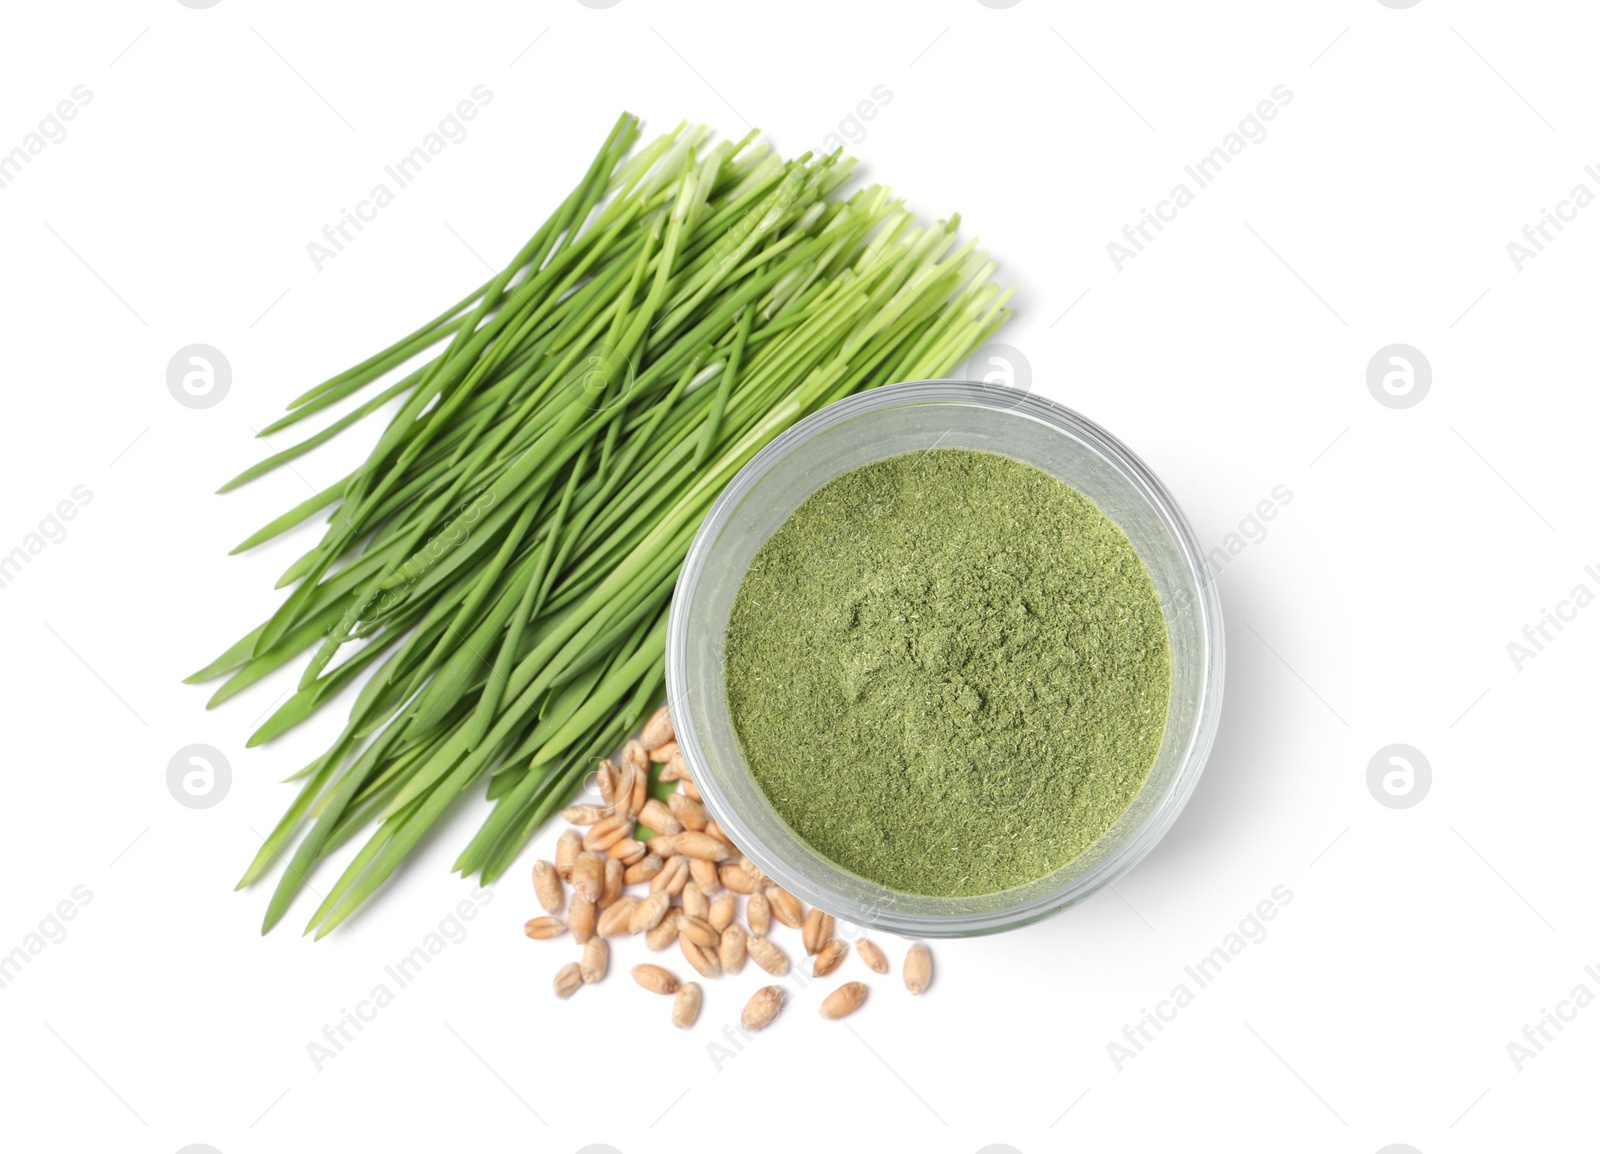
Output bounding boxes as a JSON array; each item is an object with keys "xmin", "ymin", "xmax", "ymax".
[{"xmin": 665, "ymin": 380, "xmax": 1223, "ymax": 937}]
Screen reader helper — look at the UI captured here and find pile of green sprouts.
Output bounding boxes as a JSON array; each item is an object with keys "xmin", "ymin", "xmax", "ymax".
[{"xmin": 189, "ymin": 112, "xmax": 1012, "ymax": 936}]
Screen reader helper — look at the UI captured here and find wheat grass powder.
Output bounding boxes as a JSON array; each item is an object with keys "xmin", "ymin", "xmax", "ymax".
[{"xmin": 723, "ymin": 448, "xmax": 1171, "ymax": 896}]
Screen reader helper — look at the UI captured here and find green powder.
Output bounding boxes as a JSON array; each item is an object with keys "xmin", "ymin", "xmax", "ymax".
[{"xmin": 723, "ymin": 448, "xmax": 1171, "ymax": 897}]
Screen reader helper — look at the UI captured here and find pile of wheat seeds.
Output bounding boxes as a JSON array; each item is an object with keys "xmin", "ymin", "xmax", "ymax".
[{"xmin": 525, "ymin": 706, "xmax": 933, "ymax": 1030}]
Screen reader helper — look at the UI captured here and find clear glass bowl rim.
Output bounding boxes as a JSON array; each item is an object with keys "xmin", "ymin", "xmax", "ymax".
[{"xmin": 665, "ymin": 380, "xmax": 1225, "ymax": 937}]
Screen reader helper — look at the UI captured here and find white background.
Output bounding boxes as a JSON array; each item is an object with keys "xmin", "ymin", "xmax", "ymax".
[{"xmin": 0, "ymin": 2, "xmax": 1594, "ymax": 1151}]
